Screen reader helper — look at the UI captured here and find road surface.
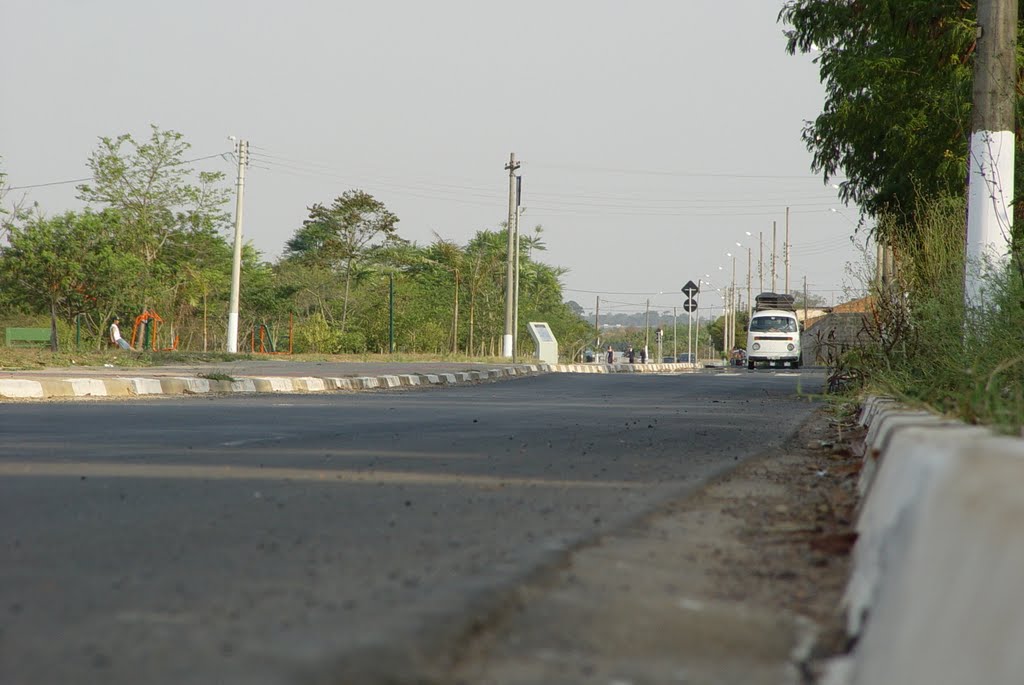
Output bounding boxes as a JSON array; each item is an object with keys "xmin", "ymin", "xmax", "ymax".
[{"xmin": 0, "ymin": 369, "xmax": 821, "ymax": 684}]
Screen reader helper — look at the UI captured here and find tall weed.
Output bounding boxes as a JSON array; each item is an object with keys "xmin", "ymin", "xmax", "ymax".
[{"xmin": 842, "ymin": 194, "xmax": 1024, "ymax": 433}]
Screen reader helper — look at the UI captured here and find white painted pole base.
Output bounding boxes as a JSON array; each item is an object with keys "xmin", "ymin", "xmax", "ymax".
[
  {"xmin": 501, "ymin": 334, "xmax": 513, "ymax": 358},
  {"xmin": 966, "ymin": 128, "xmax": 1014, "ymax": 305},
  {"xmin": 226, "ymin": 312, "xmax": 239, "ymax": 353}
]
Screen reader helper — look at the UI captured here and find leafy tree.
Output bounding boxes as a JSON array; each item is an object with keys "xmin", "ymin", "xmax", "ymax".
[
  {"xmin": 778, "ymin": 1, "xmax": 982, "ymax": 229},
  {"xmin": 0, "ymin": 210, "xmax": 140, "ymax": 349},
  {"xmin": 285, "ymin": 190, "xmax": 402, "ymax": 331},
  {"xmin": 76, "ymin": 125, "xmax": 232, "ymax": 302}
]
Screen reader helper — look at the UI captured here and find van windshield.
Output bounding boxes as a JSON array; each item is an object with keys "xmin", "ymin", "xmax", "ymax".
[{"xmin": 749, "ymin": 316, "xmax": 798, "ymax": 333}]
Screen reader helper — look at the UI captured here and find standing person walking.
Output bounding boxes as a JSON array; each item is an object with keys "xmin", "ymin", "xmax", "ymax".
[
  {"xmin": 606, "ymin": 346, "xmax": 614, "ymax": 364},
  {"xmin": 109, "ymin": 317, "xmax": 134, "ymax": 351}
]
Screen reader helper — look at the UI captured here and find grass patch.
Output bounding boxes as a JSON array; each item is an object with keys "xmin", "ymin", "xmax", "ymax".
[
  {"xmin": 197, "ymin": 372, "xmax": 236, "ymax": 382},
  {"xmin": 833, "ymin": 194, "xmax": 1024, "ymax": 434}
]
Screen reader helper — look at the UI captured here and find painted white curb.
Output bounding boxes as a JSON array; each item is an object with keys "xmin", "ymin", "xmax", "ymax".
[
  {"xmin": 831, "ymin": 398, "xmax": 1024, "ymax": 685},
  {"xmin": 0, "ymin": 361, "xmax": 703, "ymax": 401}
]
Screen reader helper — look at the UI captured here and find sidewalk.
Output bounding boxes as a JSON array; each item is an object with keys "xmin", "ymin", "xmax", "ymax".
[{"xmin": 0, "ymin": 360, "xmax": 699, "ymax": 400}]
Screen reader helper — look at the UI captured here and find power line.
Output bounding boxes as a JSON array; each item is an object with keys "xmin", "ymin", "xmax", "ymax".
[
  {"xmin": 6, "ymin": 153, "xmax": 231, "ymax": 191},
  {"xmin": 528, "ymin": 162, "xmax": 847, "ymax": 181}
]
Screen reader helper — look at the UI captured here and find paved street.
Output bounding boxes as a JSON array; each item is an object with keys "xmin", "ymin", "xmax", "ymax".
[{"xmin": 0, "ymin": 369, "xmax": 822, "ymax": 684}]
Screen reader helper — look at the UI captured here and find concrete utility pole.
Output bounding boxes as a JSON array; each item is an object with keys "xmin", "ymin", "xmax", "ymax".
[
  {"xmin": 784, "ymin": 206, "xmax": 791, "ymax": 294},
  {"xmin": 759, "ymin": 230, "xmax": 764, "ymax": 293},
  {"xmin": 747, "ymin": 247, "xmax": 753, "ymax": 321},
  {"xmin": 730, "ymin": 255, "xmax": 737, "ymax": 352},
  {"xmin": 721, "ymin": 295, "xmax": 729, "ymax": 358},
  {"xmin": 594, "ymin": 296, "xmax": 601, "ymax": 352},
  {"xmin": 694, "ymin": 279, "xmax": 702, "ymax": 363},
  {"xmin": 502, "ymin": 153, "xmax": 519, "ymax": 357},
  {"xmin": 803, "ymin": 275, "xmax": 809, "ymax": 325},
  {"xmin": 226, "ymin": 138, "xmax": 248, "ymax": 354},
  {"xmin": 673, "ymin": 306, "xmax": 678, "ymax": 361},
  {"xmin": 966, "ymin": 0, "xmax": 1017, "ymax": 304},
  {"xmin": 644, "ymin": 299, "xmax": 651, "ymax": 359},
  {"xmin": 771, "ymin": 221, "xmax": 778, "ymax": 292},
  {"xmin": 512, "ymin": 179, "xmax": 522, "ymax": 359}
]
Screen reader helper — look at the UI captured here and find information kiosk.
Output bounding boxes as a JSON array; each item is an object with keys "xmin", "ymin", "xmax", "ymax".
[{"xmin": 527, "ymin": 321, "xmax": 559, "ymax": 364}]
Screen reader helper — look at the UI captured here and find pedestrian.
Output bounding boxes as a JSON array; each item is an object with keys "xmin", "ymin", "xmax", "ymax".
[
  {"xmin": 627, "ymin": 345, "xmax": 635, "ymax": 364},
  {"xmin": 640, "ymin": 347, "xmax": 647, "ymax": 364},
  {"xmin": 606, "ymin": 346, "xmax": 614, "ymax": 364},
  {"xmin": 109, "ymin": 316, "xmax": 133, "ymax": 351}
]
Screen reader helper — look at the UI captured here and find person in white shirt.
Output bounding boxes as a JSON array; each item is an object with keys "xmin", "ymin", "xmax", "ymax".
[{"xmin": 109, "ymin": 316, "xmax": 133, "ymax": 351}]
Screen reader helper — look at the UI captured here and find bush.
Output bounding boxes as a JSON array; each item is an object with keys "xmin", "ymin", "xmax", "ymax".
[{"xmin": 293, "ymin": 313, "xmax": 343, "ymax": 354}]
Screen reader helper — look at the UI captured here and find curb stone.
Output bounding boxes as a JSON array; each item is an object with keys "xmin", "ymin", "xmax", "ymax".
[
  {"xmin": 826, "ymin": 397, "xmax": 1024, "ymax": 685},
  {"xmin": 0, "ymin": 362, "xmax": 701, "ymax": 401}
]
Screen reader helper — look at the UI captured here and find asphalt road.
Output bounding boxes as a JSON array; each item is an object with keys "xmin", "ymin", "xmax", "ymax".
[{"xmin": 0, "ymin": 369, "xmax": 823, "ymax": 684}]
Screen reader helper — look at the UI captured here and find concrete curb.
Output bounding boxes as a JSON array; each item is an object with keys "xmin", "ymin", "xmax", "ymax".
[
  {"xmin": 828, "ymin": 397, "xmax": 1024, "ymax": 684},
  {"xmin": 0, "ymin": 361, "xmax": 700, "ymax": 401}
]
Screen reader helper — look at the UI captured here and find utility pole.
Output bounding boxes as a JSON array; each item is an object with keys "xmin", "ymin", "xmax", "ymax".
[
  {"xmin": 226, "ymin": 137, "xmax": 248, "ymax": 354},
  {"xmin": 502, "ymin": 153, "xmax": 519, "ymax": 357},
  {"xmin": 784, "ymin": 206, "xmax": 791, "ymax": 295},
  {"xmin": 724, "ymin": 292, "xmax": 733, "ymax": 358},
  {"xmin": 673, "ymin": 306, "xmax": 678, "ymax": 361},
  {"xmin": 747, "ymin": 247, "xmax": 753, "ymax": 321},
  {"xmin": 803, "ymin": 275, "xmax": 809, "ymax": 326},
  {"xmin": 759, "ymin": 230, "xmax": 764, "ymax": 293},
  {"xmin": 771, "ymin": 221, "xmax": 778, "ymax": 292},
  {"xmin": 595, "ymin": 296, "xmax": 601, "ymax": 353},
  {"xmin": 966, "ymin": 0, "xmax": 1017, "ymax": 305},
  {"xmin": 694, "ymin": 279, "xmax": 702, "ymax": 363},
  {"xmin": 512, "ymin": 179, "xmax": 522, "ymax": 360},
  {"xmin": 644, "ymin": 299, "xmax": 651, "ymax": 359},
  {"xmin": 730, "ymin": 255, "xmax": 737, "ymax": 353}
]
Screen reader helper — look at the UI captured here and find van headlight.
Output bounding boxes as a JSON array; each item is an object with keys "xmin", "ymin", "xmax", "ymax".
[
  {"xmin": 787, "ymin": 343, "xmax": 795, "ymax": 351},
  {"xmin": 752, "ymin": 343, "xmax": 760, "ymax": 351}
]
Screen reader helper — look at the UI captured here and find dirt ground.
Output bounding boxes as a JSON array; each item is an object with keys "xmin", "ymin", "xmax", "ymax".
[{"xmin": 445, "ymin": 403, "xmax": 863, "ymax": 685}]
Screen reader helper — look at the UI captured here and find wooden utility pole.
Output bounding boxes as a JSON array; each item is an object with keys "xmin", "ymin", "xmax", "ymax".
[{"xmin": 966, "ymin": 0, "xmax": 1017, "ymax": 304}]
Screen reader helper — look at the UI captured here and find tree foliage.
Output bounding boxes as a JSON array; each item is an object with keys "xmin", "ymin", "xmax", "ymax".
[
  {"xmin": 778, "ymin": 1, "xmax": 1015, "ymax": 236},
  {"xmin": 2, "ymin": 130, "xmax": 587, "ymax": 359}
]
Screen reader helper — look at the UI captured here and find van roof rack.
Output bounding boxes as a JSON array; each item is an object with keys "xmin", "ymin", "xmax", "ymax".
[{"xmin": 753, "ymin": 292, "xmax": 796, "ymax": 311}]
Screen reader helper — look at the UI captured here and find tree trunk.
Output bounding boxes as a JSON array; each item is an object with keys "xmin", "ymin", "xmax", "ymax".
[
  {"xmin": 341, "ymin": 262, "xmax": 353, "ymax": 333},
  {"xmin": 49, "ymin": 299, "xmax": 59, "ymax": 352}
]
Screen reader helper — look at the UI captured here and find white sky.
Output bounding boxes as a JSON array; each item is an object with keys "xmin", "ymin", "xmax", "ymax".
[{"xmin": 2, "ymin": 0, "xmax": 871, "ymax": 316}]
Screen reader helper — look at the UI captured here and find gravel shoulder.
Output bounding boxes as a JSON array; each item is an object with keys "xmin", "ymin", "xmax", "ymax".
[{"xmin": 445, "ymin": 403, "xmax": 861, "ymax": 685}]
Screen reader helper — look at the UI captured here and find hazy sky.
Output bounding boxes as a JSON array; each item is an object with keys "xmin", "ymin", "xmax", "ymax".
[{"xmin": 2, "ymin": 0, "xmax": 869, "ymax": 317}]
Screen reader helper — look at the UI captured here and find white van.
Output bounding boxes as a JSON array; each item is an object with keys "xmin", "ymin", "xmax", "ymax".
[{"xmin": 746, "ymin": 293, "xmax": 801, "ymax": 369}]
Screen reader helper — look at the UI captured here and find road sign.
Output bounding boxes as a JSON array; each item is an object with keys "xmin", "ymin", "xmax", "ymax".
[
  {"xmin": 682, "ymin": 280, "xmax": 700, "ymax": 297},
  {"xmin": 682, "ymin": 298, "xmax": 698, "ymax": 313}
]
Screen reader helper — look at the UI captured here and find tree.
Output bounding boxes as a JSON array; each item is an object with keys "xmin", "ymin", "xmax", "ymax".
[
  {"xmin": 285, "ymin": 190, "xmax": 401, "ymax": 332},
  {"xmin": 0, "ymin": 210, "xmax": 140, "ymax": 350},
  {"xmin": 76, "ymin": 125, "xmax": 231, "ymax": 301},
  {"xmin": 778, "ymin": 1, "xmax": 984, "ymax": 230}
]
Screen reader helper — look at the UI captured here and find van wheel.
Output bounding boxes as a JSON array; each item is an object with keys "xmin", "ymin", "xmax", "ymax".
[
  {"xmin": 792, "ymin": 361, "xmax": 800, "ymax": 370},
  {"xmin": 747, "ymin": 360, "xmax": 755, "ymax": 370}
]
